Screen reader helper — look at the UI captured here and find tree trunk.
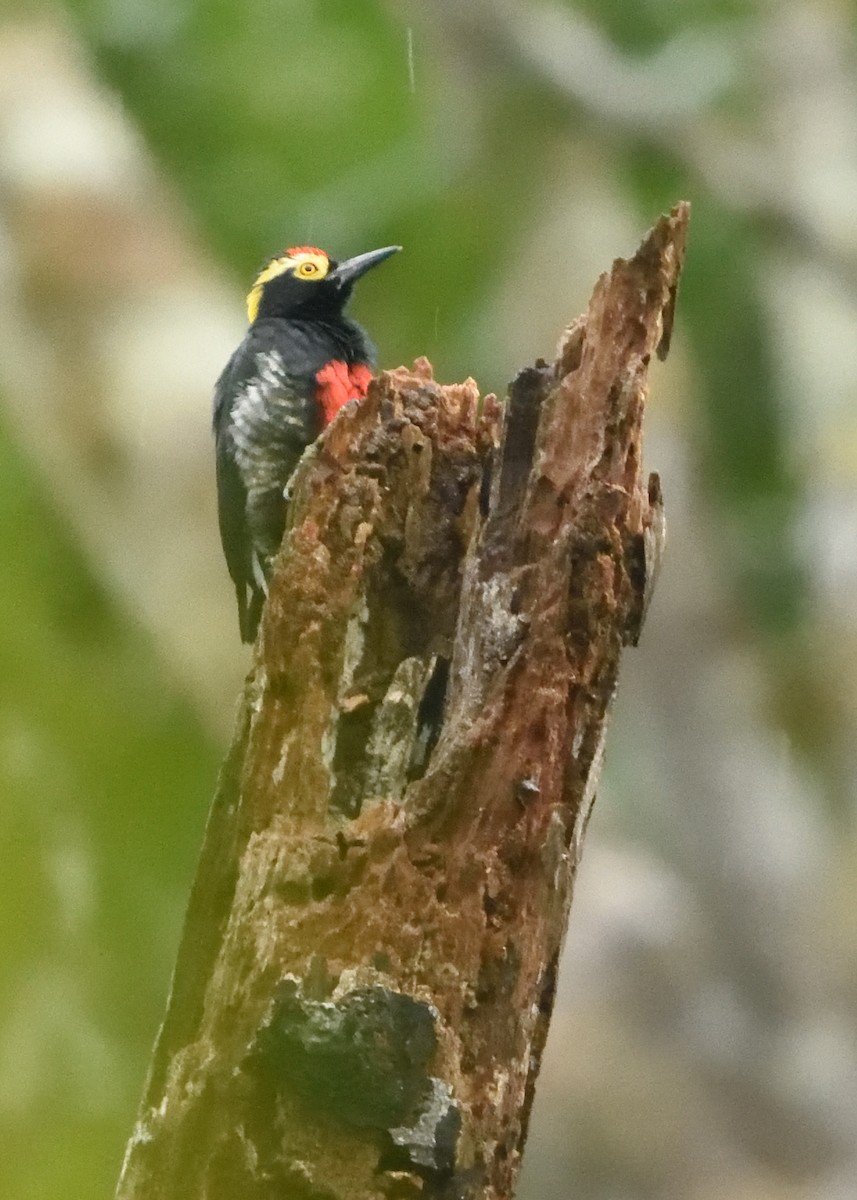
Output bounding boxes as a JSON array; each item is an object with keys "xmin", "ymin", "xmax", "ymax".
[{"xmin": 116, "ymin": 204, "xmax": 688, "ymax": 1200}]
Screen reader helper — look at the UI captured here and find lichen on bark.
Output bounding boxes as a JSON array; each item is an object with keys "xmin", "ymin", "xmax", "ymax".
[{"xmin": 116, "ymin": 204, "xmax": 688, "ymax": 1200}]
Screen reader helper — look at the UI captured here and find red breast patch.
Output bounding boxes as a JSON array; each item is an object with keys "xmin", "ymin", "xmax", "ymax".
[{"xmin": 315, "ymin": 361, "xmax": 374, "ymax": 425}]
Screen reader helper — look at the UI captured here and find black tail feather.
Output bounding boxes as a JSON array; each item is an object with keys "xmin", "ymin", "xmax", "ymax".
[{"xmin": 237, "ymin": 584, "xmax": 265, "ymax": 644}]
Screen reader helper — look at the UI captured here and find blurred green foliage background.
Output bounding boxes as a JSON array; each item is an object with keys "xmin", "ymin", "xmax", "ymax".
[{"xmin": 1, "ymin": 1, "xmax": 856, "ymax": 1198}]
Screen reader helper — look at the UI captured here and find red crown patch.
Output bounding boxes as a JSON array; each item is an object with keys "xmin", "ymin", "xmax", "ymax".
[{"xmin": 286, "ymin": 245, "xmax": 327, "ymax": 258}]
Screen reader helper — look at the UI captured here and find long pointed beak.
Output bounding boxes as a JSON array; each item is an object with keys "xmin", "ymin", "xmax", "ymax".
[{"xmin": 331, "ymin": 245, "xmax": 401, "ymax": 288}]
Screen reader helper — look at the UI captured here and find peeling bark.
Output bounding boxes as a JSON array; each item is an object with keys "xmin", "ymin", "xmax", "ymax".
[{"xmin": 116, "ymin": 205, "xmax": 688, "ymax": 1200}]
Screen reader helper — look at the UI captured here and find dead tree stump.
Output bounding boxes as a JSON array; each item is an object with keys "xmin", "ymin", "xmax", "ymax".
[{"xmin": 116, "ymin": 204, "xmax": 688, "ymax": 1200}]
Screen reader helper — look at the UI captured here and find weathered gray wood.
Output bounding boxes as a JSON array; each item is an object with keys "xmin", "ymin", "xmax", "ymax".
[{"xmin": 116, "ymin": 204, "xmax": 687, "ymax": 1200}]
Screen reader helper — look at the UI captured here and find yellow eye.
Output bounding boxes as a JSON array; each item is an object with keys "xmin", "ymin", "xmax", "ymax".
[{"xmin": 297, "ymin": 260, "xmax": 320, "ymax": 278}]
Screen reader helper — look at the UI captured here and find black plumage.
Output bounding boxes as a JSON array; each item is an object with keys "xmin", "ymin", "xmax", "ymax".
[{"xmin": 212, "ymin": 244, "xmax": 400, "ymax": 642}]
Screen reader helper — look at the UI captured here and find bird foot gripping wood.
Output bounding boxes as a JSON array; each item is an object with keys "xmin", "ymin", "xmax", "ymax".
[{"xmin": 117, "ymin": 205, "xmax": 688, "ymax": 1200}]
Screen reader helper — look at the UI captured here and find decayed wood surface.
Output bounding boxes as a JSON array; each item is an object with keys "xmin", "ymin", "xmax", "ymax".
[{"xmin": 116, "ymin": 204, "xmax": 688, "ymax": 1200}]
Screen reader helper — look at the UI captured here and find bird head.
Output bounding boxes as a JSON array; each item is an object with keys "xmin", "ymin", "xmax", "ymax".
[{"xmin": 246, "ymin": 244, "xmax": 401, "ymax": 324}]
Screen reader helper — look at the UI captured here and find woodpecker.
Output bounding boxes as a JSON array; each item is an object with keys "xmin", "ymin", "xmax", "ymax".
[{"xmin": 213, "ymin": 243, "xmax": 400, "ymax": 642}]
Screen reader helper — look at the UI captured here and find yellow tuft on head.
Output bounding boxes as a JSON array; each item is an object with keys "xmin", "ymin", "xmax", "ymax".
[{"xmin": 245, "ymin": 249, "xmax": 331, "ymax": 323}]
